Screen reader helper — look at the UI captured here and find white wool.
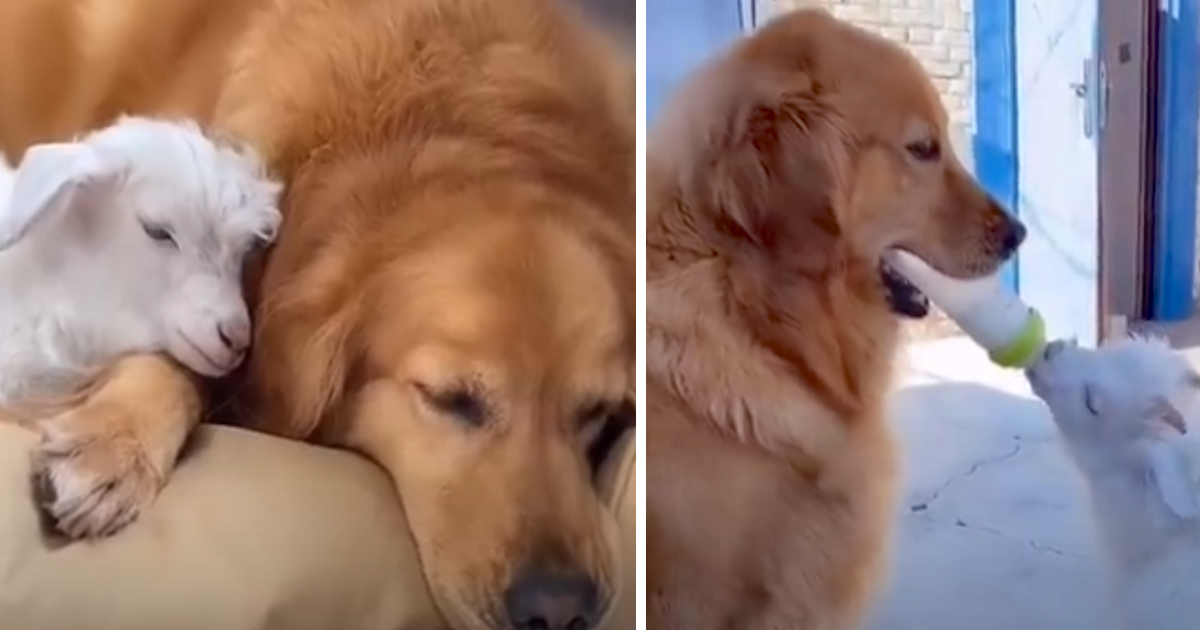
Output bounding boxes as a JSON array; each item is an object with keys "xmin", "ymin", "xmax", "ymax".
[
  {"xmin": 1027, "ymin": 336, "xmax": 1200, "ymax": 630},
  {"xmin": 0, "ymin": 116, "xmax": 282, "ymax": 406},
  {"xmin": 0, "ymin": 153, "xmax": 13, "ymax": 210}
]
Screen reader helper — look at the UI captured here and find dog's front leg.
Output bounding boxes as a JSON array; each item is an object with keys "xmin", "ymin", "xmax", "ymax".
[{"xmin": 30, "ymin": 353, "xmax": 203, "ymax": 539}]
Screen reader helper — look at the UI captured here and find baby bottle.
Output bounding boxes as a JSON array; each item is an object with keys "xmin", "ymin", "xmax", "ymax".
[{"xmin": 884, "ymin": 250, "xmax": 1046, "ymax": 369}]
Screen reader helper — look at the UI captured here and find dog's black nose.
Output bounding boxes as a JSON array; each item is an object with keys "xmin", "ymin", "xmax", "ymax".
[
  {"xmin": 1002, "ymin": 218, "xmax": 1027, "ymax": 256},
  {"xmin": 504, "ymin": 569, "xmax": 599, "ymax": 630}
]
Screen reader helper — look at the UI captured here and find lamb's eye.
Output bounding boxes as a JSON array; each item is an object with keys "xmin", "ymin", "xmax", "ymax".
[
  {"xmin": 905, "ymin": 138, "xmax": 941, "ymax": 162},
  {"xmin": 142, "ymin": 223, "xmax": 176, "ymax": 247},
  {"xmin": 415, "ymin": 382, "xmax": 488, "ymax": 427},
  {"xmin": 1083, "ymin": 385, "xmax": 1101, "ymax": 415}
]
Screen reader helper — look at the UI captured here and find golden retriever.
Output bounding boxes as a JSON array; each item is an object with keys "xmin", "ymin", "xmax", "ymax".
[
  {"xmin": 646, "ymin": 10, "xmax": 1025, "ymax": 629},
  {"xmin": 0, "ymin": 0, "xmax": 635, "ymax": 629}
]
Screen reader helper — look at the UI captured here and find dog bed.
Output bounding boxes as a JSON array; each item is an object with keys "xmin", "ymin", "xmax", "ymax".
[{"xmin": 0, "ymin": 423, "xmax": 636, "ymax": 630}]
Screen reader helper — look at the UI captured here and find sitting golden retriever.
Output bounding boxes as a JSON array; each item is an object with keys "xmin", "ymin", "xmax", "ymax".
[
  {"xmin": 646, "ymin": 10, "xmax": 1024, "ymax": 629},
  {"xmin": 0, "ymin": 0, "xmax": 634, "ymax": 629}
]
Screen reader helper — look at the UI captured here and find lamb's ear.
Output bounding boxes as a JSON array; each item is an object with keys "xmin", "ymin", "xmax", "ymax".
[
  {"xmin": 1184, "ymin": 369, "xmax": 1200, "ymax": 394},
  {"xmin": 0, "ymin": 142, "xmax": 126, "ymax": 251},
  {"xmin": 1148, "ymin": 395, "xmax": 1189, "ymax": 436},
  {"xmin": 706, "ymin": 73, "xmax": 848, "ymax": 269},
  {"xmin": 1146, "ymin": 441, "xmax": 1200, "ymax": 520}
]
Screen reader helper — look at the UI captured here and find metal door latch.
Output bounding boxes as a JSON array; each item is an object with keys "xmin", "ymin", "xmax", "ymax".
[{"xmin": 1072, "ymin": 55, "xmax": 1106, "ymax": 139}]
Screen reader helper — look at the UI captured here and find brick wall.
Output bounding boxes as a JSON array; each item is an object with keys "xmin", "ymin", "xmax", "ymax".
[{"xmin": 760, "ymin": 0, "xmax": 976, "ymax": 127}]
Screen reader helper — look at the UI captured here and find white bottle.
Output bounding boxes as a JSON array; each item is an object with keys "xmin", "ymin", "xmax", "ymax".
[{"xmin": 885, "ymin": 250, "xmax": 1046, "ymax": 369}]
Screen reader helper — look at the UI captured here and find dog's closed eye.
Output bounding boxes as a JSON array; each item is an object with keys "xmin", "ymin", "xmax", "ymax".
[
  {"xmin": 415, "ymin": 382, "xmax": 489, "ymax": 427},
  {"xmin": 905, "ymin": 138, "xmax": 940, "ymax": 162}
]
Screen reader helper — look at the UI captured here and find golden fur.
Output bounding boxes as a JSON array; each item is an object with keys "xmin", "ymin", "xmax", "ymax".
[
  {"xmin": 646, "ymin": 10, "xmax": 1023, "ymax": 629},
  {"xmin": 0, "ymin": 0, "xmax": 634, "ymax": 628}
]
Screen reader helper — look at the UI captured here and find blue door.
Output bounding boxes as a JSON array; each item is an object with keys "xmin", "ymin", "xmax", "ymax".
[
  {"xmin": 647, "ymin": 0, "xmax": 747, "ymax": 121},
  {"xmin": 1151, "ymin": 0, "xmax": 1200, "ymax": 321}
]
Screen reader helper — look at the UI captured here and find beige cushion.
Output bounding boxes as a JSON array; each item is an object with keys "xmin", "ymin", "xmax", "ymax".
[{"xmin": 0, "ymin": 423, "xmax": 636, "ymax": 630}]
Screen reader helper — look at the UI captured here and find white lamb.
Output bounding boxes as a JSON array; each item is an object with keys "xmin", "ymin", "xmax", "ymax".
[
  {"xmin": 0, "ymin": 116, "xmax": 282, "ymax": 407},
  {"xmin": 1026, "ymin": 336, "xmax": 1200, "ymax": 630}
]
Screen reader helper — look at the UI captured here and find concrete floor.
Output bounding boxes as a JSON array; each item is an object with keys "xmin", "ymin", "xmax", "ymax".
[{"xmin": 863, "ymin": 336, "xmax": 1134, "ymax": 630}]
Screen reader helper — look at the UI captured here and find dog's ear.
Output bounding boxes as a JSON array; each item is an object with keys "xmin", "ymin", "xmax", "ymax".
[
  {"xmin": 704, "ymin": 73, "xmax": 850, "ymax": 269},
  {"xmin": 250, "ymin": 271, "xmax": 361, "ymax": 440}
]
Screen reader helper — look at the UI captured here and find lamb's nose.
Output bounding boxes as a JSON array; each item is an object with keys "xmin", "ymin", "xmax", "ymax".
[
  {"xmin": 217, "ymin": 318, "xmax": 251, "ymax": 353},
  {"xmin": 504, "ymin": 569, "xmax": 599, "ymax": 630},
  {"xmin": 1043, "ymin": 339, "xmax": 1067, "ymax": 360}
]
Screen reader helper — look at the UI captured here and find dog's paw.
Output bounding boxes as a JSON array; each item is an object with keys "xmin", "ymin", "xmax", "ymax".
[{"xmin": 30, "ymin": 402, "xmax": 164, "ymax": 539}]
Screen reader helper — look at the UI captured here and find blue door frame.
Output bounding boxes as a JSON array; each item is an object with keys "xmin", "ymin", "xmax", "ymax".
[
  {"xmin": 647, "ymin": 0, "xmax": 748, "ymax": 122},
  {"xmin": 973, "ymin": 0, "xmax": 1021, "ymax": 293},
  {"xmin": 1151, "ymin": 0, "xmax": 1200, "ymax": 321}
]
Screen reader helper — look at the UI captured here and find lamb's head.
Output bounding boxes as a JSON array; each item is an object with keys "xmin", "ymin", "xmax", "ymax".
[
  {"xmin": 1026, "ymin": 336, "xmax": 1200, "ymax": 447},
  {"xmin": 6, "ymin": 116, "xmax": 283, "ymax": 377}
]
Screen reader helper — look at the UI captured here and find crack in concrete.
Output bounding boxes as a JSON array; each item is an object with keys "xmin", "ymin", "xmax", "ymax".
[
  {"xmin": 964, "ymin": 521, "xmax": 1079, "ymax": 558},
  {"xmin": 910, "ymin": 440, "xmax": 1025, "ymax": 511},
  {"xmin": 902, "ymin": 437, "xmax": 1085, "ymax": 559}
]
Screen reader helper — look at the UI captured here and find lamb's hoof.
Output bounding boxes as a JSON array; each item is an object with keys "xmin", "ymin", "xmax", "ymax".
[{"xmin": 30, "ymin": 404, "xmax": 163, "ymax": 540}]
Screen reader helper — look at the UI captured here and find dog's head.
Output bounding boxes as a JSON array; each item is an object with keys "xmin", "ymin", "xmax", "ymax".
[
  {"xmin": 660, "ymin": 9, "xmax": 1024, "ymax": 317},
  {"xmin": 250, "ymin": 170, "xmax": 633, "ymax": 630}
]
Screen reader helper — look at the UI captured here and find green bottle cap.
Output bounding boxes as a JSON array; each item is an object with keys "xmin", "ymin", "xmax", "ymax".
[{"xmin": 988, "ymin": 309, "xmax": 1046, "ymax": 368}]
